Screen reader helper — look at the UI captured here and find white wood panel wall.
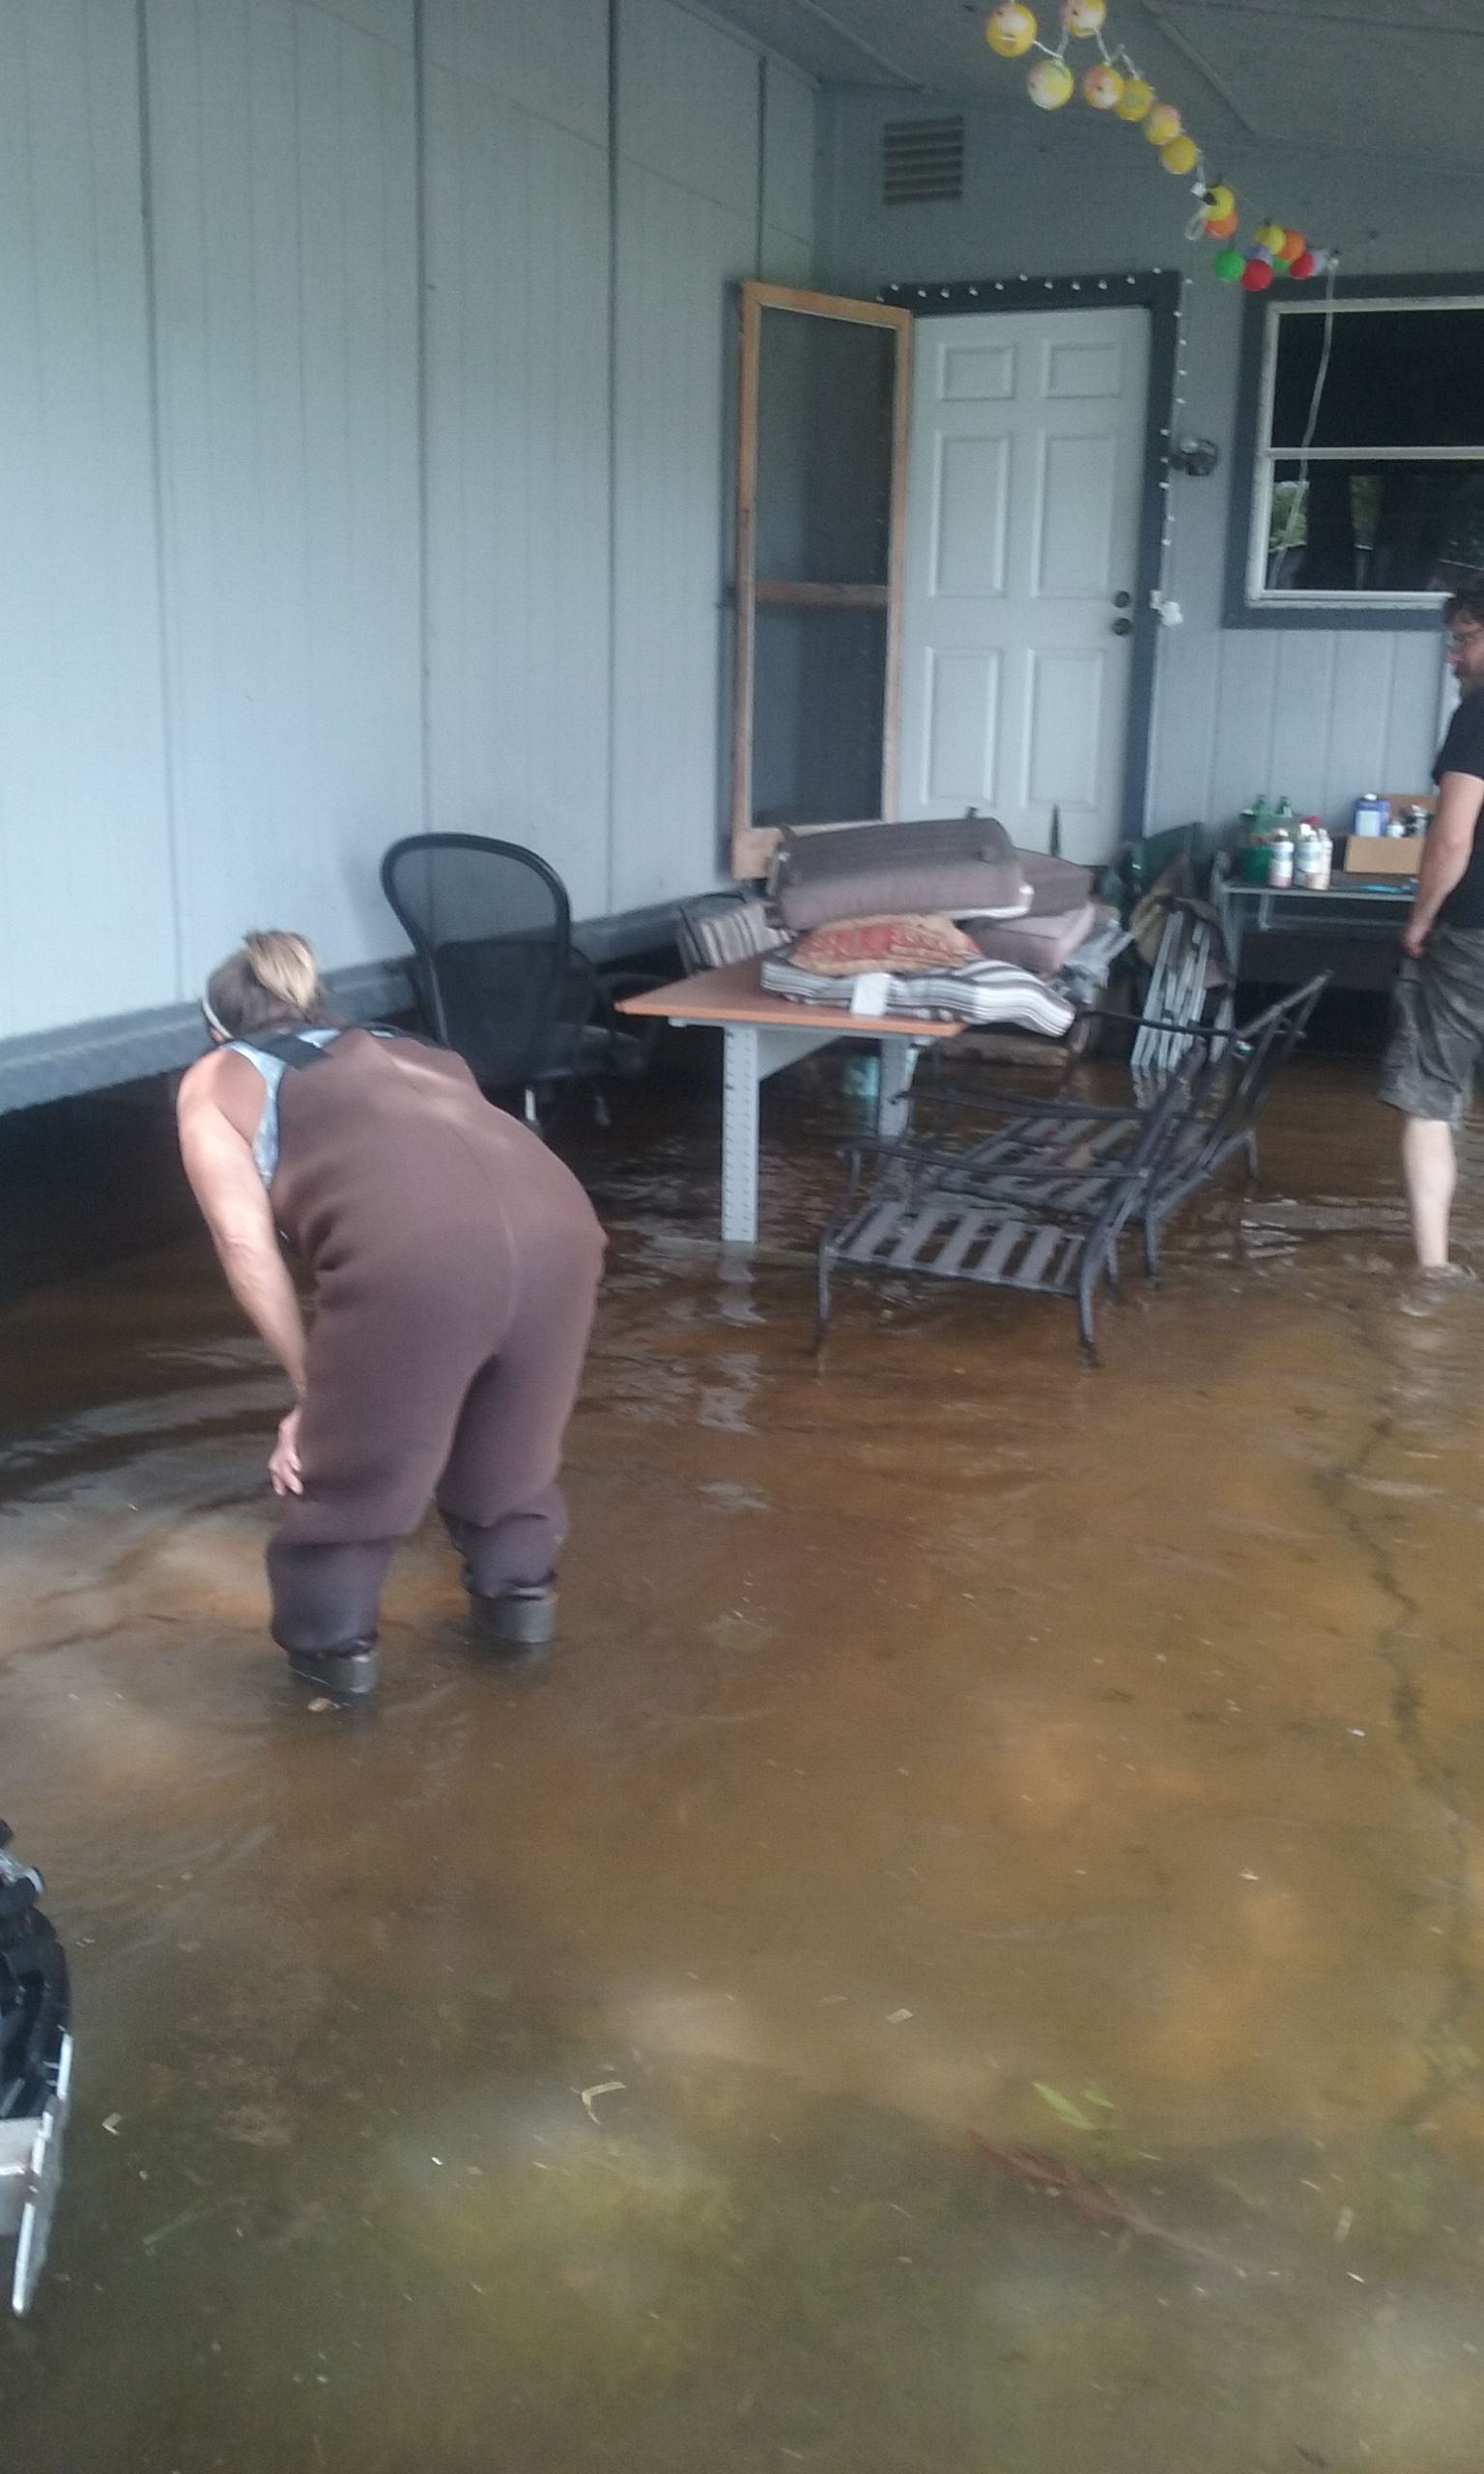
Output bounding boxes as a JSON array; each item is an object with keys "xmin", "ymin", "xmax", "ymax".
[
  {"xmin": 612, "ymin": 0, "xmax": 760, "ymax": 911},
  {"xmin": 0, "ymin": 0, "xmax": 175, "ymax": 1039},
  {"xmin": 421, "ymin": 50, "xmax": 613, "ymax": 915},
  {"xmin": 144, "ymin": 0, "xmax": 422, "ymax": 990},
  {"xmin": 0, "ymin": 0, "xmax": 817, "ymax": 1053}
]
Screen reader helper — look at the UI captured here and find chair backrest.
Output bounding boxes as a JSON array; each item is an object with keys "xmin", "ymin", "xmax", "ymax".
[
  {"xmin": 1131, "ymin": 898, "xmax": 1233, "ymax": 1084},
  {"xmin": 1185, "ymin": 972, "xmax": 1328, "ymax": 1168},
  {"xmin": 381, "ymin": 835, "xmax": 571, "ymax": 1086},
  {"xmin": 675, "ymin": 891, "xmax": 787, "ymax": 975}
]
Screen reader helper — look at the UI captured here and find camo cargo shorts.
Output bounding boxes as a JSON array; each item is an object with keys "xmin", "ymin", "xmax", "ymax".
[{"xmin": 1379, "ymin": 924, "xmax": 1484, "ymax": 1124}]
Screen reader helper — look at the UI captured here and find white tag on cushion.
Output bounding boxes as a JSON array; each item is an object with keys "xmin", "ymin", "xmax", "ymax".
[{"xmin": 849, "ymin": 971, "xmax": 893, "ymax": 1016}]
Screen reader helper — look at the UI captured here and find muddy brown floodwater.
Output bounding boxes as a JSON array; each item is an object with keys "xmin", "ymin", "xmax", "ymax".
[{"xmin": 2, "ymin": 1041, "xmax": 1484, "ymax": 2473}]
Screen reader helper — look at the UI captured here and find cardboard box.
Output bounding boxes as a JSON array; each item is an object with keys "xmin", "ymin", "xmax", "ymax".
[{"xmin": 1342, "ymin": 830, "xmax": 1422, "ymax": 876}]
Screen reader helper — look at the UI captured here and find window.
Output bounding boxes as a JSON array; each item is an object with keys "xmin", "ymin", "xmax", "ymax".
[{"xmin": 1241, "ymin": 289, "xmax": 1484, "ymax": 620}]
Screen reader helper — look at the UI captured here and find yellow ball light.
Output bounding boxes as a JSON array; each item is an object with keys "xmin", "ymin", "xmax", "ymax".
[
  {"xmin": 1061, "ymin": 0, "xmax": 1106, "ymax": 34},
  {"xmin": 1161, "ymin": 133, "xmax": 1199, "ymax": 174},
  {"xmin": 985, "ymin": 2, "xmax": 1038, "ymax": 57},
  {"xmin": 1027, "ymin": 55, "xmax": 1074, "ymax": 108},
  {"xmin": 1145, "ymin": 101, "xmax": 1183, "ymax": 146},
  {"xmin": 1115, "ymin": 77, "xmax": 1155, "ymax": 122},
  {"xmin": 1254, "ymin": 220, "xmax": 1287, "ymax": 252},
  {"xmin": 1082, "ymin": 62, "xmax": 1125, "ymax": 109},
  {"xmin": 1206, "ymin": 183, "xmax": 1235, "ymax": 219}
]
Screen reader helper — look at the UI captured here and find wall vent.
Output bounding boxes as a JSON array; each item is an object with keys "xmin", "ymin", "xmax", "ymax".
[{"xmin": 882, "ymin": 116, "xmax": 964, "ymax": 208}]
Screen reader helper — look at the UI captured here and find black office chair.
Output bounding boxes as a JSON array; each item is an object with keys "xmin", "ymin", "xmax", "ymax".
[{"xmin": 380, "ymin": 834, "xmax": 657, "ymax": 1125}]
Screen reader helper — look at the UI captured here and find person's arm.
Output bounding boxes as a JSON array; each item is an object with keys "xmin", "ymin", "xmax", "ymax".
[
  {"xmin": 176, "ymin": 1070, "xmax": 309, "ymax": 1396},
  {"xmin": 1403, "ymin": 768, "xmax": 1484, "ymax": 956}
]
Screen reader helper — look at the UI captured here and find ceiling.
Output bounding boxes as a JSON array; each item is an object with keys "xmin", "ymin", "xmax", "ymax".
[{"xmin": 703, "ymin": 0, "xmax": 1484, "ymax": 169}]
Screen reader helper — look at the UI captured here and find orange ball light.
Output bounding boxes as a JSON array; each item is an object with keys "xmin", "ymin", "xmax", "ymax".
[
  {"xmin": 1205, "ymin": 210, "xmax": 1239, "ymax": 240},
  {"xmin": 1082, "ymin": 63, "xmax": 1125, "ymax": 109}
]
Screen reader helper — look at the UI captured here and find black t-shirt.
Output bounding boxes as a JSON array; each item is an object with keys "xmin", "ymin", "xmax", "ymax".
[{"xmin": 1435, "ymin": 685, "xmax": 1484, "ymax": 930}]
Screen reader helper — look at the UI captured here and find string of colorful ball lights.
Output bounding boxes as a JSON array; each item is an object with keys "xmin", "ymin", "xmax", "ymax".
[{"xmin": 985, "ymin": 1, "xmax": 1334, "ymax": 291}]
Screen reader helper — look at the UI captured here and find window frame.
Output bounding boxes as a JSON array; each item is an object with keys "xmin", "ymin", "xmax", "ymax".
[{"xmin": 1227, "ymin": 271, "xmax": 1484, "ymax": 631}]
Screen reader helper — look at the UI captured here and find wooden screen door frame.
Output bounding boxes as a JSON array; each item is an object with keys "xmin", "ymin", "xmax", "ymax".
[{"xmin": 728, "ymin": 283, "xmax": 914, "ymax": 882}]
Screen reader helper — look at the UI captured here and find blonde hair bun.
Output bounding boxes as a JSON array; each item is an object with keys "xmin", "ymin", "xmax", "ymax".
[
  {"xmin": 243, "ymin": 931, "xmax": 323, "ymax": 1016},
  {"xmin": 203, "ymin": 929, "xmax": 334, "ymax": 1039}
]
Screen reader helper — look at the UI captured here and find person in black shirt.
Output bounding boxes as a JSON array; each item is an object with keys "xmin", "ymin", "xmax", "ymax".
[{"xmin": 1378, "ymin": 581, "xmax": 1484, "ymax": 1270}]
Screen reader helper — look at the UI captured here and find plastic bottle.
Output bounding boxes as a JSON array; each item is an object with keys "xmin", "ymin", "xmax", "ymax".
[
  {"xmin": 1268, "ymin": 828, "xmax": 1295, "ymax": 889},
  {"xmin": 1352, "ymin": 792, "xmax": 1388, "ymax": 838},
  {"xmin": 1298, "ymin": 820, "xmax": 1330, "ymax": 889},
  {"xmin": 1241, "ymin": 795, "xmax": 1271, "ymax": 883}
]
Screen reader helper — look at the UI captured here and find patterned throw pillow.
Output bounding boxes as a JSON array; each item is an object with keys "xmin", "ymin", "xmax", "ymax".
[{"xmin": 788, "ymin": 913, "xmax": 981, "ymax": 977}]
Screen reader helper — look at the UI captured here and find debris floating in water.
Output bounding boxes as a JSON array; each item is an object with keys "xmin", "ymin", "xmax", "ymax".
[{"xmin": 579, "ymin": 2081, "xmax": 625, "ymax": 2123}]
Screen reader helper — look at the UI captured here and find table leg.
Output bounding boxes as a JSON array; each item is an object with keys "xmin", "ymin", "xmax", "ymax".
[
  {"xmin": 876, "ymin": 1039, "xmax": 921, "ymax": 1142},
  {"xmin": 721, "ymin": 1025, "xmax": 761, "ymax": 1245}
]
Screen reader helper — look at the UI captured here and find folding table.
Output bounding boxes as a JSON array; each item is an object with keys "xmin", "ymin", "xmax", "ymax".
[{"xmin": 617, "ymin": 958, "xmax": 965, "ymax": 1243}]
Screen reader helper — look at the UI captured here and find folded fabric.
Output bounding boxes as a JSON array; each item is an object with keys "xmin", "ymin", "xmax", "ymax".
[
  {"xmin": 790, "ymin": 912, "xmax": 982, "ymax": 977},
  {"xmin": 772, "ymin": 816, "xmax": 1030, "ymax": 931},
  {"xmin": 966, "ymin": 902, "xmax": 1097, "ymax": 976},
  {"xmin": 1014, "ymin": 849, "xmax": 1097, "ymax": 917},
  {"xmin": 760, "ymin": 950, "xmax": 1074, "ymax": 1036}
]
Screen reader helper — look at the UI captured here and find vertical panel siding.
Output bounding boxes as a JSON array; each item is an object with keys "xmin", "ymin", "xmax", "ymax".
[
  {"xmin": 421, "ymin": 63, "xmax": 612, "ymax": 915},
  {"xmin": 619, "ymin": 0, "xmax": 757, "ymax": 216},
  {"xmin": 610, "ymin": 2, "xmax": 767, "ymax": 911},
  {"xmin": 423, "ymin": 0, "xmax": 608, "ymax": 147},
  {"xmin": 0, "ymin": 0, "xmax": 176, "ymax": 1038},
  {"xmin": 0, "ymin": 0, "xmax": 816, "ymax": 1069},
  {"xmin": 611, "ymin": 174, "xmax": 755, "ymax": 908},
  {"xmin": 146, "ymin": 0, "xmax": 421, "ymax": 985}
]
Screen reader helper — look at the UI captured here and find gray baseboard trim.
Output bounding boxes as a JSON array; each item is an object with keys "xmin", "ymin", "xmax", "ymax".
[{"xmin": 0, "ymin": 903, "xmax": 682, "ymax": 1113}]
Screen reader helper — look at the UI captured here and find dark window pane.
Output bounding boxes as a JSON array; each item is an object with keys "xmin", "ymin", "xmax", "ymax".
[
  {"xmin": 755, "ymin": 309, "xmax": 897, "ymax": 586},
  {"xmin": 1270, "ymin": 305, "xmax": 1484, "ymax": 451},
  {"xmin": 752, "ymin": 606, "xmax": 887, "ymax": 828},
  {"xmin": 1264, "ymin": 458, "xmax": 1484, "ymax": 592}
]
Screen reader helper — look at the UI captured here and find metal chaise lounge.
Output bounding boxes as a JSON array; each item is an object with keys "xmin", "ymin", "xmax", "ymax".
[{"xmin": 815, "ymin": 975, "xmax": 1327, "ymax": 1359}]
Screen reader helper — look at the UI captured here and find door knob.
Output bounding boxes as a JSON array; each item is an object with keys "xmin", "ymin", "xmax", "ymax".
[
  {"xmin": 1111, "ymin": 617, "xmax": 1133, "ymax": 636},
  {"xmin": 1112, "ymin": 590, "xmax": 1131, "ymax": 609}
]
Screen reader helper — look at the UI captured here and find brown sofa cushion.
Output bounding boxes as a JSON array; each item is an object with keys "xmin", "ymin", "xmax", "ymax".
[
  {"xmin": 772, "ymin": 817, "xmax": 1030, "ymax": 931},
  {"xmin": 789, "ymin": 913, "xmax": 982, "ymax": 977},
  {"xmin": 967, "ymin": 902, "xmax": 1098, "ymax": 976}
]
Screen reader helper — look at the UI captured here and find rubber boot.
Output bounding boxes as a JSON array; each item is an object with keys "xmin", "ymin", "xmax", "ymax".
[
  {"xmin": 284, "ymin": 1637, "xmax": 380, "ymax": 1697},
  {"xmin": 467, "ymin": 1583, "xmax": 556, "ymax": 1654}
]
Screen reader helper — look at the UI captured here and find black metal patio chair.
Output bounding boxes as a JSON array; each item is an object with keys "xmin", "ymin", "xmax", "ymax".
[
  {"xmin": 381, "ymin": 834, "xmax": 658, "ymax": 1125},
  {"xmin": 816, "ymin": 975, "xmax": 1327, "ymax": 1359}
]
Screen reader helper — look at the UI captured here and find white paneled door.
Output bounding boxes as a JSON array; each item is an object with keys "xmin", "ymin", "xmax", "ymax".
[{"xmin": 899, "ymin": 305, "xmax": 1150, "ymax": 860}]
